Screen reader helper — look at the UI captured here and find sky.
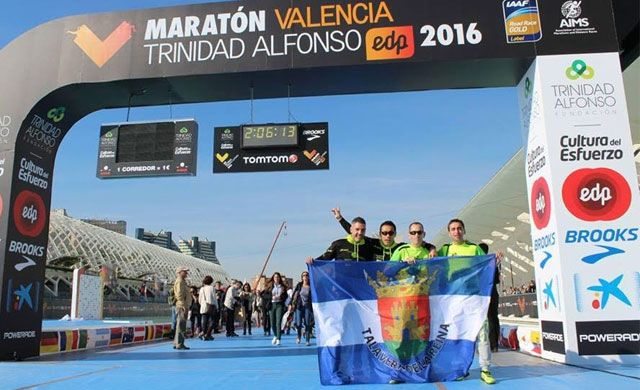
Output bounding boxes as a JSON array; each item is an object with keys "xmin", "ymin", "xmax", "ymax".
[{"xmin": 1, "ymin": 1, "xmax": 525, "ymax": 281}]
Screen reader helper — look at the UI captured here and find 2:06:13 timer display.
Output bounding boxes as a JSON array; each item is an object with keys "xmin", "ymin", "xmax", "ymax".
[{"xmin": 242, "ymin": 124, "xmax": 298, "ymax": 148}]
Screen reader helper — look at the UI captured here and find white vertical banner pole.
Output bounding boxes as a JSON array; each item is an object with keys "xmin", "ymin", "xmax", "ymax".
[{"xmin": 519, "ymin": 52, "xmax": 640, "ymax": 365}]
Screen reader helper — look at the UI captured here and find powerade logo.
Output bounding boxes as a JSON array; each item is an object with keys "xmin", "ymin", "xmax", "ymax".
[
  {"xmin": 562, "ymin": 168, "xmax": 631, "ymax": 222},
  {"xmin": 574, "ymin": 273, "xmax": 637, "ymax": 312},
  {"xmin": 541, "ymin": 321, "xmax": 565, "ymax": 355},
  {"xmin": 530, "ymin": 177, "xmax": 551, "ymax": 229},
  {"xmin": 576, "ymin": 320, "xmax": 640, "ymax": 355}
]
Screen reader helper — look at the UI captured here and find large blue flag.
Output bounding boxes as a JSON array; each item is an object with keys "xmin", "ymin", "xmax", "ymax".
[{"xmin": 309, "ymin": 255, "xmax": 496, "ymax": 385}]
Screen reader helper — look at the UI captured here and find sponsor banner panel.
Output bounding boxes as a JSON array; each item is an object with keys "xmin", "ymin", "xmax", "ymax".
[
  {"xmin": 541, "ymin": 320, "xmax": 566, "ymax": 354},
  {"xmin": 535, "ymin": 52, "xmax": 640, "ymax": 326},
  {"xmin": 518, "ymin": 62, "xmax": 564, "ymax": 326},
  {"xmin": 213, "ymin": 122, "xmax": 329, "ymax": 173},
  {"xmin": 498, "ymin": 293, "xmax": 538, "ymax": 318},
  {"xmin": 576, "ymin": 320, "xmax": 640, "ymax": 356}
]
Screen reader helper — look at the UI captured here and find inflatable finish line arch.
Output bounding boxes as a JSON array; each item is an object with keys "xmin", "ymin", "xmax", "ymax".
[{"xmin": 0, "ymin": 0, "xmax": 638, "ymax": 364}]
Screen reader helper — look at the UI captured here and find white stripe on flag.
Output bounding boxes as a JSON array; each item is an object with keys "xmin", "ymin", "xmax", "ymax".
[
  {"xmin": 429, "ymin": 295, "xmax": 490, "ymax": 341},
  {"xmin": 313, "ymin": 299, "xmax": 381, "ymax": 347},
  {"xmin": 313, "ymin": 295, "xmax": 489, "ymax": 347}
]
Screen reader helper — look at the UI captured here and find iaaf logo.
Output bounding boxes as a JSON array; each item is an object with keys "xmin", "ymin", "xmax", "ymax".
[
  {"xmin": 562, "ymin": 168, "xmax": 631, "ymax": 222},
  {"xmin": 574, "ymin": 273, "xmax": 636, "ymax": 312},
  {"xmin": 530, "ymin": 177, "xmax": 551, "ymax": 229},
  {"xmin": 365, "ymin": 26, "xmax": 414, "ymax": 61},
  {"xmin": 13, "ymin": 190, "xmax": 47, "ymax": 238},
  {"xmin": 68, "ymin": 21, "xmax": 135, "ymax": 68}
]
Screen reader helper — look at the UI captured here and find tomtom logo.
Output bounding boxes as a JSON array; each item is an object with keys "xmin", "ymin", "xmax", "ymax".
[
  {"xmin": 562, "ymin": 168, "xmax": 631, "ymax": 222},
  {"xmin": 68, "ymin": 21, "xmax": 135, "ymax": 68},
  {"xmin": 13, "ymin": 190, "xmax": 47, "ymax": 238},
  {"xmin": 365, "ymin": 26, "xmax": 414, "ymax": 61},
  {"xmin": 242, "ymin": 155, "xmax": 296, "ymax": 164},
  {"xmin": 531, "ymin": 177, "xmax": 551, "ymax": 229}
]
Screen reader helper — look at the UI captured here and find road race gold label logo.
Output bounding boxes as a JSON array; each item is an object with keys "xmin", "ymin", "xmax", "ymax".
[{"xmin": 68, "ymin": 21, "xmax": 135, "ymax": 67}]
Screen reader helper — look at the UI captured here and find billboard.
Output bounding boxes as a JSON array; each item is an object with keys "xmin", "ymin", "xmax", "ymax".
[
  {"xmin": 97, "ymin": 120, "xmax": 197, "ymax": 178},
  {"xmin": 213, "ymin": 122, "xmax": 329, "ymax": 173}
]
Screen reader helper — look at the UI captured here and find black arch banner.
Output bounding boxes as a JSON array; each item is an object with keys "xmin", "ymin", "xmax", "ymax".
[{"xmin": 0, "ymin": 0, "xmax": 618, "ymax": 359}]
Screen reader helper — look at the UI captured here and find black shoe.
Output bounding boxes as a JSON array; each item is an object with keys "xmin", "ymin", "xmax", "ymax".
[{"xmin": 175, "ymin": 345, "xmax": 190, "ymax": 350}]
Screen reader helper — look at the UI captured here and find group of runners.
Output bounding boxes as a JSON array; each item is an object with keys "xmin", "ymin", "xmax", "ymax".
[{"xmin": 306, "ymin": 208, "xmax": 498, "ymax": 385}]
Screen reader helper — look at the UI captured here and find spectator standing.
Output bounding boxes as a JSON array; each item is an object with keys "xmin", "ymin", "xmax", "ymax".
[
  {"xmin": 189, "ymin": 287, "xmax": 201, "ymax": 337},
  {"xmin": 199, "ymin": 276, "xmax": 217, "ymax": 341},
  {"xmin": 239, "ymin": 283, "xmax": 255, "ymax": 335},
  {"xmin": 259, "ymin": 288, "xmax": 273, "ymax": 336},
  {"xmin": 224, "ymin": 280, "xmax": 241, "ymax": 337},
  {"xmin": 173, "ymin": 266, "xmax": 192, "ymax": 350},
  {"xmin": 270, "ymin": 272, "xmax": 288, "ymax": 346},
  {"xmin": 292, "ymin": 271, "xmax": 314, "ymax": 346}
]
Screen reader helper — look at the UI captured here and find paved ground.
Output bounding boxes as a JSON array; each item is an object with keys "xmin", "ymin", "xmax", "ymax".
[{"xmin": 1, "ymin": 332, "xmax": 638, "ymax": 389}]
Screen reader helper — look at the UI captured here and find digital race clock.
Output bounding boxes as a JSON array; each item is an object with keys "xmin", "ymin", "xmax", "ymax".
[{"xmin": 241, "ymin": 123, "xmax": 299, "ymax": 148}]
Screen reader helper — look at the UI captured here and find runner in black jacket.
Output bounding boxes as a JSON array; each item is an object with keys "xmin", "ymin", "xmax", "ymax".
[
  {"xmin": 307, "ymin": 216, "xmax": 376, "ymax": 262},
  {"xmin": 332, "ymin": 208, "xmax": 436, "ymax": 260}
]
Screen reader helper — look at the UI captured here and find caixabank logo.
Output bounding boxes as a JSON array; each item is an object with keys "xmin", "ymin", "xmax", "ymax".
[
  {"xmin": 531, "ymin": 177, "xmax": 551, "ymax": 229},
  {"xmin": 562, "ymin": 168, "xmax": 631, "ymax": 222},
  {"xmin": 5, "ymin": 279, "xmax": 40, "ymax": 313},
  {"xmin": 573, "ymin": 272, "xmax": 638, "ymax": 313},
  {"xmin": 68, "ymin": 21, "xmax": 135, "ymax": 68}
]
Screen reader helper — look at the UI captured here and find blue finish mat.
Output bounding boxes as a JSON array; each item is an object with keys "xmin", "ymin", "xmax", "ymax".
[{"xmin": 1, "ymin": 333, "xmax": 638, "ymax": 389}]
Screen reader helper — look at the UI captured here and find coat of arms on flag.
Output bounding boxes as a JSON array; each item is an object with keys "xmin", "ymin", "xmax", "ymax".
[
  {"xmin": 310, "ymin": 255, "xmax": 495, "ymax": 384},
  {"xmin": 366, "ymin": 267, "xmax": 436, "ymax": 363}
]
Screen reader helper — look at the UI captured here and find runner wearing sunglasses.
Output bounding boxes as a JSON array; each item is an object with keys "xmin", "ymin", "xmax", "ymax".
[
  {"xmin": 332, "ymin": 208, "xmax": 435, "ymax": 261},
  {"xmin": 390, "ymin": 222, "xmax": 436, "ymax": 262}
]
